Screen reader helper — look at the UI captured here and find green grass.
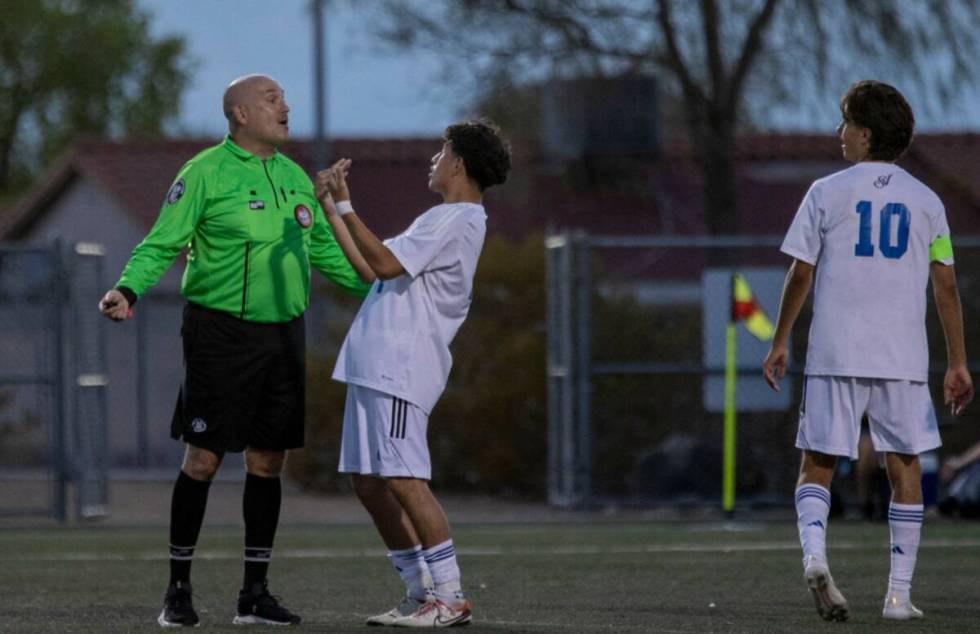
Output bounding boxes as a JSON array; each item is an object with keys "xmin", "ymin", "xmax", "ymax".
[{"xmin": 4, "ymin": 520, "xmax": 980, "ymax": 632}]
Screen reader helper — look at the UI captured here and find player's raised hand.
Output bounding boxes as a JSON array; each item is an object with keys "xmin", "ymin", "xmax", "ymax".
[
  {"xmin": 314, "ymin": 170, "xmax": 338, "ymax": 215},
  {"xmin": 98, "ymin": 289, "xmax": 133, "ymax": 322},
  {"xmin": 943, "ymin": 365, "xmax": 974, "ymax": 415},
  {"xmin": 323, "ymin": 158, "xmax": 352, "ymax": 202},
  {"xmin": 763, "ymin": 343, "xmax": 789, "ymax": 391}
]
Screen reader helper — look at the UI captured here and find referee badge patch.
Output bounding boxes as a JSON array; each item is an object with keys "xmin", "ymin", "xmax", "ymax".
[
  {"xmin": 165, "ymin": 178, "xmax": 185, "ymax": 205},
  {"xmin": 190, "ymin": 418, "xmax": 207, "ymax": 433},
  {"xmin": 294, "ymin": 204, "xmax": 312, "ymax": 228}
]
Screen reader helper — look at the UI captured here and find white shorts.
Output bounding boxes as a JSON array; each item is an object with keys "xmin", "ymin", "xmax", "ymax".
[
  {"xmin": 796, "ymin": 376, "xmax": 941, "ymax": 460},
  {"xmin": 338, "ymin": 384, "xmax": 431, "ymax": 479}
]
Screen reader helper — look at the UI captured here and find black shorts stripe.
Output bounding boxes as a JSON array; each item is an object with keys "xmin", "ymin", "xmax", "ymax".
[{"xmin": 390, "ymin": 397, "xmax": 397, "ymax": 438}]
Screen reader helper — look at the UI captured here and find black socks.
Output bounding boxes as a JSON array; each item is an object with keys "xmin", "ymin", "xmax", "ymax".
[
  {"xmin": 242, "ymin": 473, "xmax": 282, "ymax": 588},
  {"xmin": 168, "ymin": 470, "xmax": 283, "ymax": 589},
  {"xmin": 169, "ymin": 471, "xmax": 212, "ymax": 584}
]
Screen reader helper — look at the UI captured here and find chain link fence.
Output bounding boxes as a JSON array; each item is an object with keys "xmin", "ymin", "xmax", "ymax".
[
  {"xmin": 547, "ymin": 233, "xmax": 980, "ymax": 511},
  {"xmin": 5, "ymin": 234, "xmax": 978, "ymax": 520}
]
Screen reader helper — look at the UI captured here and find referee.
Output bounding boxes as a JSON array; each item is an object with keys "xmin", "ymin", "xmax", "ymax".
[{"xmin": 99, "ymin": 74, "xmax": 372, "ymax": 627}]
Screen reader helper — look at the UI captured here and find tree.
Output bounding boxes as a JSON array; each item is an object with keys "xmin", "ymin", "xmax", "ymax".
[
  {"xmin": 374, "ymin": 0, "xmax": 980, "ymax": 236},
  {"xmin": 0, "ymin": 0, "xmax": 192, "ymax": 191}
]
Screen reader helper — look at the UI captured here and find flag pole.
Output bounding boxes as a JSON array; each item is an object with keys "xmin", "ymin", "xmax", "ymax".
[{"xmin": 723, "ymin": 275, "xmax": 737, "ymax": 518}]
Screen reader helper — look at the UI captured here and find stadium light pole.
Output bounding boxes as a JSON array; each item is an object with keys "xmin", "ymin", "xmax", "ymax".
[{"xmin": 311, "ymin": 0, "xmax": 328, "ymax": 169}]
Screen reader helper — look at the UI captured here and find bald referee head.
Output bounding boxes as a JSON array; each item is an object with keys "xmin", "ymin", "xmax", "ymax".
[{"xmin": 223, "ymin": 74, "xmax": 290, "ymax": 156}]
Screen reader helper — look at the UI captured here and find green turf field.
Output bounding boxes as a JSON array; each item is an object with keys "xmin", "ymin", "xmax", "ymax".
[{"xmin": 4, "ymin": 519, "xmax": 979, "ymax": 632}]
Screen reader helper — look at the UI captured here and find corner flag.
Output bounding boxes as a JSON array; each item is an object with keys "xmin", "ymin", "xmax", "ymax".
[
  {"xmin": 723, "ymin": 273, "xmax": 774, "ymax": 516},
  {"xmin": 731, "ymin": 273, "xmax": 774, "ymax": 341}
]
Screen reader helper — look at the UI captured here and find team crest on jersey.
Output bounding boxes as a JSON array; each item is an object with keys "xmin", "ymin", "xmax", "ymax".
[
  {"xmin": 873, "ymin": 174, "xmax": 893, "ymax": 189},
  {"xmin": 294, "ymin": 204, "xmax": 312, "ymax": 228},
  {"xmin": 190, "ymin": 418, "xmax": 207, "ymax": 433},
  {"xmin": 166, "ymin": 178, "xmax": 186, "ymax": 204}
]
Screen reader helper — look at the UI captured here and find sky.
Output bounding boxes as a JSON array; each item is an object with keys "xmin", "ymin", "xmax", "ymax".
[
  {"xmin": 139, "ymin": 0, "xmax": 980, "ymax": 140},
  {"xmin": 139, "ymin": 0, "xmax": 461, "ymax": 139}
]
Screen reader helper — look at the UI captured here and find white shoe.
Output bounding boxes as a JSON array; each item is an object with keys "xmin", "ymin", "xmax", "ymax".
[
  {"xmin": 392, "ymin": 599, "xmax": 472, "ymax": 628},
  {"xmin": 804, "ymin": 557, "xmax": 849, "ymax": 622},
  {"xmin": 882, "ymin": 594, "xmax": 924, "ymax": 620},
  {"xmin": 366, "ymin": 596, "xmax": 427, "ymax": 627}
]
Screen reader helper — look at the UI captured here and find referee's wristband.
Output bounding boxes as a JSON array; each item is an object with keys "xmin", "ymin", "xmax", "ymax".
[{"xmin": 336, "ymin": 200, "xmax": 355, "ymax": 216}]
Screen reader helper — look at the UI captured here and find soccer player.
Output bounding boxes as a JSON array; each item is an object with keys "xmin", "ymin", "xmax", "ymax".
[
  {"xmin": 99, "ymin": 74, "xmax": 372, "ymax": 627},
  {"xmin": 763, "ymin": 80, "xmax": 973, "ymax": 622},
  {"xmin": 315, "ymin": 120, "xmax": 511, "ymax": 627}
]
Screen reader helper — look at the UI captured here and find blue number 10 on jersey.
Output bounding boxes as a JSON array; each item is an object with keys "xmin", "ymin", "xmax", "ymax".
[{"xmin": 854, "ymin": 201, "xmax": 910, "ymax": 259}]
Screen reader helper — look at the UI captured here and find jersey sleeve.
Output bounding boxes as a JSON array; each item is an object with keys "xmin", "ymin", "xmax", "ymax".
[
  {"xmin": 386, "ymin": 207, "xmax": 459, "ymax": 279},
  {"xmin": 116, "ymin": 162, "xmax": 207, "ymax": 297},
  {"xmin": 309, "ymin": 202, "xmax": 372, "ymax": 297},
  {"xmin": 780, "ymin": 183, "xmax": 823, "ymax": 265},
  {"xmin": 928, "ymin": 202, "xmax": 954, "ymax": 265}
]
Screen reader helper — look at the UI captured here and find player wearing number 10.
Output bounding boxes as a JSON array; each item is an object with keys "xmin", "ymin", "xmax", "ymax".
[{"xmin": 763, "ymin": 80, "xmax": 974, "ymax": 623}]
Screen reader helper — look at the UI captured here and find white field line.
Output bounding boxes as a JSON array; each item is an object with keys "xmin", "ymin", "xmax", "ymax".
[
  {"xmin": 474, "ymin": 620, "xmax": 697, "ymax": 633},
  {"xmin": 11, "ymin": 539, "xmax": 980, "ymax": 562}
]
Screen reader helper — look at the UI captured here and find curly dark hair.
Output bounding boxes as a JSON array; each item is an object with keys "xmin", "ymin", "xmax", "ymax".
[
  {"xmin": 444, "ymin": 119, "xmax": 512, "ymax": 191},
  {"xmin": 840, "ymin": 80, "xmax": 915, "ymax": 161}
]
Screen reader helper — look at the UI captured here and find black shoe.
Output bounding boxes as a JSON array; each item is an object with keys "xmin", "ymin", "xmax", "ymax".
[
  {"xmin": 233, "ymin": 580, "xmax": 301, "ymax": 626},
  {"xmin": 158, "ymin": 580, "xmax": 199, "ymax": 627}
]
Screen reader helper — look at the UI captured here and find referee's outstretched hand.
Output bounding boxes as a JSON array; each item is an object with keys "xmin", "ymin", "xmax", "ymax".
[{"xmin": 98, "ymin": 289, "xmax": 133, "ymax": 322}]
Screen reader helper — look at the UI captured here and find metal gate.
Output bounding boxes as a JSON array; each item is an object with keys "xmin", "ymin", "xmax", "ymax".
[
  {"xmin": 0, "ymin": 241, "xmax": 108, "ymax": 522},
  {"xmin": 545, "ymin": 232, "xmax": 593, "ymax": 508}
]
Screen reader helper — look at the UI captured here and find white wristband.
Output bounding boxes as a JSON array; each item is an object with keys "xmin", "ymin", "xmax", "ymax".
[{"xmin": 336, "ymin": 200, "xmax": 355, "ymax": 216}]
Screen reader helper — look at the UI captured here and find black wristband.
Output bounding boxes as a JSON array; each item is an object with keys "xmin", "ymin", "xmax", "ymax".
[{"xmin": 116, "ymin": 286, "xmax": 138, "ymax": 307}]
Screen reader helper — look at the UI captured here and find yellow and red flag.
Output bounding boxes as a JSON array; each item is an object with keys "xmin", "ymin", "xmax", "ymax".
[{"xmin": 731, "ymin": 274, "xmax": 774, "ymax": 341}]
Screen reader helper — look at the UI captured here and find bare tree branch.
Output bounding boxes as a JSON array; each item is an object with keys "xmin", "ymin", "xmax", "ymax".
[
  {"xmin": 657, "ymin": 0, "xmax": 708, "ymax": 106},
  {"xmin": 373, "ymin": 0, "xmax": 980, "ymax": 235},
  {"xmin": 700, "ymin": 0, "xmax": 724, "ymax": 102},
  {"xmin": 726, "ymin": 0, "xmax": 780, "ymax": 112}
]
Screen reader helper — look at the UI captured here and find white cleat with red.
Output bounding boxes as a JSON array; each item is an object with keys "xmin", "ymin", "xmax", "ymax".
[
  {"xmin": 367, "ymin": 596, "xmax": 428, "ymax": 627},
  {"xmin": 882, "ymin": 594, "xmax": 924, "ymax": 620},
  {"xmin": 392, "ymin": 599, "xmax": 472, "ymax": 628}
]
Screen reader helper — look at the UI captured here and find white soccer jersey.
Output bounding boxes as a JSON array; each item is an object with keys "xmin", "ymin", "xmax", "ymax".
[
  {"xmin": 333, "ymin": 202, "xmax": 487, "ymax": 413},
  {"xmin": 781, "ymin": 162, "xmax": 954, "ymax": 382}
]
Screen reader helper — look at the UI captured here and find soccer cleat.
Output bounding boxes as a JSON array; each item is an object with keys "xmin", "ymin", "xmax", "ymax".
[
  {"xmin": 366, "ymin": 595, "xmax": 428, "ymax": 626},
  {"xmin": 803, "ymin": 557, "xmax": 849, "ymax": 622},
  {"xmin": 158, "ymin": 580, "xmax": 199, "ymax": 628},
  {"xmin": 392, "ymin": 598, "xmax": 472, "ymax": 628},
  {"xmin": 232, "ymin": 580, "xmax": 301, "ymax": 626},
  {"xmin": 882, "ymin": 594, "xmax": 924, "ymax": 620}
]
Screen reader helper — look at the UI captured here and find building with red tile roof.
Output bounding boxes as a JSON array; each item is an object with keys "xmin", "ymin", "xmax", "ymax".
[{"xmin": 5, "ymin": 132, "xmax": 980, "ymax": 251}]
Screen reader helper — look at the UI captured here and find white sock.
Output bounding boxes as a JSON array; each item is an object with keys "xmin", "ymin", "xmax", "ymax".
[
  {"xmin": 887, "ymin": 502, "xmax": 924, "ymax": 597},
  {"xmin": 389, "ymin": 545, "xmax": 431, "ymax": 601},
  {"xmin": 796, "ymin": 483, "xmax": 831, "ymax": 566},
  {"xmin": 422, "ymin": 539, "xmax": 464, "ymax": 605}
]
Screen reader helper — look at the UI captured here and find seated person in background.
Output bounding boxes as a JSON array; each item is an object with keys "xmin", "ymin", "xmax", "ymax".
[{"xmin": 939, "ymin": 441, "xmax": 980, "ymax": 518}]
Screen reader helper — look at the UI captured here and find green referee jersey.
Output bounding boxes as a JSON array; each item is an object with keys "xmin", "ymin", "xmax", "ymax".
[{"xmin": 117, "ymin": 136, "xmax": 370, "ymax": 322}]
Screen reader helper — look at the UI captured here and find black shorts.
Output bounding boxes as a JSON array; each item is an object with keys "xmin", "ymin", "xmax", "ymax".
[{"xmin": 171, "ymin": 303, "xmax": 305, "ymax": 453}]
